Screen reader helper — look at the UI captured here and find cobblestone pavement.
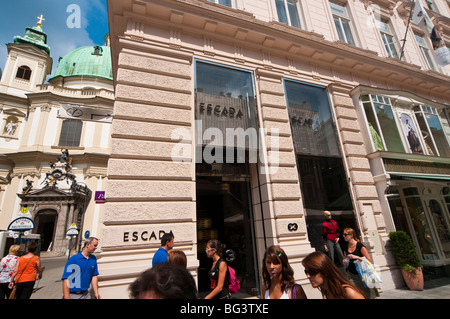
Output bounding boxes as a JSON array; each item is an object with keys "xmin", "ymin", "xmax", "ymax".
[{"xmin": 30, "ymin": 255, "xmax": 450, "ymax": 299}]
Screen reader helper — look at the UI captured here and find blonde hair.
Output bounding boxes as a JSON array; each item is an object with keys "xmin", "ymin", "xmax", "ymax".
[
  {"xmin": 9, "ymin": 245, "xmax": 20, "ymax": 255},
  {"xmin": 343, "ymin": 228, "xmax": 360, "ymax": 242}
]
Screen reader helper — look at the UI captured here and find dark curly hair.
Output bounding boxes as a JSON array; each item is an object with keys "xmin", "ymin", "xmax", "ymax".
[{"xmin": 262, "ymin": 245, "xmax": 295, "ymax": 293}]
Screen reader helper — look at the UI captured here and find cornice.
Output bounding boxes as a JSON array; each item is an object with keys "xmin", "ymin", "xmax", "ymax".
[{"xmin": 114, "ymin": 0, "xmax": 450, "ymax": 100}]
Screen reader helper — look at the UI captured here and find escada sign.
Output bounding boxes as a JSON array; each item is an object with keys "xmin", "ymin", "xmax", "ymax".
[{"xmin": 123, "ymin": 230, "xmax": 173, "ymax": 242}]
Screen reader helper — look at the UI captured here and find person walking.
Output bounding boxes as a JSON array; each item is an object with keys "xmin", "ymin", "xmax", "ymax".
[
  {"xmin": 342, "ymin": 228, "xmax": 379, "ymax": 299},
  {"xmin": 0, "ymin": 245, "xmax": 20, "ymax": 299},
  {"xmin": 152, "ymin": 233, "xmax": 174, "ymax": 267},
  {"xmin": 8, "ymin": 242, "xmax": 44, "ymax": 299},
  {"xmin": 62, "ymin": 237, "xmax": 100, "ymax": 299},
  {"xmin": 322, "ymin": 210, "xmax": 345, "ymax": 266},
  {"xmin": 203, "ymin": 239, "xmax": 230, "ymax": 299},
  {"xmin": 302, "ymin": 251, "xmax": 364, "ymax": 299},
  {"xmin": 262, "ymin": 245, "xmax": 307, "ymax": 299}
]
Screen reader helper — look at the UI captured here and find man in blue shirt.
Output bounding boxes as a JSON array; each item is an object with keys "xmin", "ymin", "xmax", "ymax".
[
  {"xmin": 152, "ymin": 233, "xmax": 174, "ymax": 267},
  {"xmin": 62, "ymin": 237, "xmax": 100, "ymax": 299}
]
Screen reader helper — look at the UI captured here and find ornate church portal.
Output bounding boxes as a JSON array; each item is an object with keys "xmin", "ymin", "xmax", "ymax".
[{"xmin": 18, "ymin": 150, "xmax": 91, "ymax": 255}]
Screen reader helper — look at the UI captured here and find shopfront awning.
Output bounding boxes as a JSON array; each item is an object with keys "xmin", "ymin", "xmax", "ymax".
[{"xmin": 389, "ymin": 173, "xmax": 450, "ymax": 182}]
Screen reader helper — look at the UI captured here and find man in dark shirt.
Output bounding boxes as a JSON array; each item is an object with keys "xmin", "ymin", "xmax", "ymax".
[{"xmin": 322, "ymin": 211, "xmax": 344, "ymax": 266}]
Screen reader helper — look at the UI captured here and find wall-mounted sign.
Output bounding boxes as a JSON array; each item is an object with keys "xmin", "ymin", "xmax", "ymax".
[
  {"xmin": 58, "ymin": 103, "xmax": 113, "ymax": 123},
  {"xmin": 95, "ymin": 191, "xmax": 106, "ymax": 204},
  {"xmin": 8, "ymin": 217, "xmax": 35, "ymax": 231},
  {"xmin": 123, "ymin": 230, "xmax": 173, "ymax": 242},
  {"xmin": 287, "ymin": 223, "xmax": 298, "ymax": 232}
]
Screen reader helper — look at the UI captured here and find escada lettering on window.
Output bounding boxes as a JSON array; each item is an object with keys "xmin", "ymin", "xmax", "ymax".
[{"xmin": 123, "ymin": 230, "xmax": 173, "ymax": 242}]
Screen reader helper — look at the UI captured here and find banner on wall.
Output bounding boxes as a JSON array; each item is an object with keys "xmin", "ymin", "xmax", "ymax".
[{"xmin": 412, "ymin": 0, "xmax": 450, "ymax": 67}]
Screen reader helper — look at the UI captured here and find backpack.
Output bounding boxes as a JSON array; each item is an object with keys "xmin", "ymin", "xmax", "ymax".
[{"xmin": 227, "ymin": 266, "xmax": 240, "ymax": 294}]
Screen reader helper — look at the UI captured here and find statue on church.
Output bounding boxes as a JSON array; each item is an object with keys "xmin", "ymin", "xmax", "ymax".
[
  {"xmin": 5, "ymin": 121, "xmax": 17, "ymax": 136},
  {"xmin": 22, "ymin": 179, "xmax": 33, "ymax": 194}
]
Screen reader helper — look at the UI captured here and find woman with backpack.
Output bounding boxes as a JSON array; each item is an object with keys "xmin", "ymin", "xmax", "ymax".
[
  {"xmin": 203, "ymin": 239, "xmax": 231, "ymax": 299},
  {"xmin": 262, "ymin": 245, "xmax": 307, "ymax": 299}
]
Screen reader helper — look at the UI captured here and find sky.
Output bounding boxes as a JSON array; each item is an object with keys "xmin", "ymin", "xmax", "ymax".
[{"xmin": 0, "ymin": 0, "xmax": 109, "ymax": 81}]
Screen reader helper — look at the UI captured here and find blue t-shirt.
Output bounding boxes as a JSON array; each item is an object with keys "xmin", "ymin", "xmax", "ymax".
[
  {"xmin": 61, "ymin": 252, "xmax": 99, "ymax": 292},
  {"xmin": 152, "ymin": 248, "xmax": 168, "ymax": 266}
]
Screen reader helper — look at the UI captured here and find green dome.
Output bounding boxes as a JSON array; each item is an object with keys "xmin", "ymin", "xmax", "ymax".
[{"xmin": 50, "ymin": 45, "xmax": 112, "ymax": 80}]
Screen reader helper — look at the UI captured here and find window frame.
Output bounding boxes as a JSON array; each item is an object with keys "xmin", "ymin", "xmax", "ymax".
[
  {"xmin": 329, "ymin": 1, "xmax": 357, "ymax": 46},
  {"xmin": 15, "ymin": 65, "xmax": 32, "ymax": 81},
  {"xmin": 376, "ymin": 18, "xmax": 399, "ymax": 59},
  {"xmin": 275, "ymin": 0, "xmax": 303, "ymax": 29},
  {"xmin": 207, "ymin": 0, "xmax": 234, "ymax": 8},
  {"xmin": 58, "ymin": 119, "xmax": 83, "ymax": 147},
  {"xmin": 415, "ymin": 33, "xmax": 438, "ymax": 71}
]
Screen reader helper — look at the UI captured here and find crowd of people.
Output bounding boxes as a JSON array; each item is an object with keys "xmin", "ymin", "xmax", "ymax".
[{"xmin": 0, "ymin": 211, "xmax": 379, "ymax": 300}]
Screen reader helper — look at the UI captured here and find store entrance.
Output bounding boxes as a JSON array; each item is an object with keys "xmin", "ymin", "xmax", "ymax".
[{"xmin": 196, "ymin": 162, "xmax": 259, "ymax": 297}]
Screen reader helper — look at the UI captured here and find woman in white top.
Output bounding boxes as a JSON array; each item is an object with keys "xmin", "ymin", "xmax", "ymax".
[
  {"xmin": 0, "ymin": 245, "xmax": 20, "ymax": 299},
  {"xmin": 262, "ymin": 245, "xmax": 306, "ymax": 299}
]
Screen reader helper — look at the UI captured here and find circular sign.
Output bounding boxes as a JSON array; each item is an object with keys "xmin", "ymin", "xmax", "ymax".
[{"xmin": 8, "ymin": 217, "xmax": 35, "ymax": 231}]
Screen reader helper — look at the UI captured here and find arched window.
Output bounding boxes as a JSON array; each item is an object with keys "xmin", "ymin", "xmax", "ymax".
[
  {"xmin": 59, "ymin": 119, "xmax": 83, "ymax": 146},
  {"xmin": 16, "ymin": 65, "xmax": 32, "ymax": 81}
]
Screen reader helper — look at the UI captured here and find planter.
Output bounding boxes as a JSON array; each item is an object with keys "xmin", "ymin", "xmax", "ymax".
[{"xmin": 401, "ymin": 267, "xmax": 424, "ymax": 291}]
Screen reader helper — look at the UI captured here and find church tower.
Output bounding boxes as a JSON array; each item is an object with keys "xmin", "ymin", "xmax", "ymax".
[{"xmin": 0, "ymin": 15, "xmax": 52, "ymax": 96}]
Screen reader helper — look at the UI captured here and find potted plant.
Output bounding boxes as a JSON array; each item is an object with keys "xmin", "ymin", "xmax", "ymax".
[{"xmin": 388, "ymin": 231, "xmax": 424, "ymax": 291}]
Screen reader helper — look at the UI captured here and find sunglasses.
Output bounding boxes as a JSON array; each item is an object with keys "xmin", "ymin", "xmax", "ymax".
[{"xmin": 304, "ymin": 268, "xmax": 320, "ymax": 277}]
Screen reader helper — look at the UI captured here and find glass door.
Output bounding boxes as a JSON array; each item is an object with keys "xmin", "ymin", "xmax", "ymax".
[
  {"xmin": 196, "ymin": 163, "xmax": 259, "ymax": 297},
  {"xmin": 428, "ymin": 199, "xmax": 450, "ymax": 259}
]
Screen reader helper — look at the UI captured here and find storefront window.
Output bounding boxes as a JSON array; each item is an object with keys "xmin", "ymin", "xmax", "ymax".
[
  {"xmin": 413, "ymin": 105, "xmax": 450, "ymax": 157},
  {"xmin": 399, "ymin": 113, "xmax": 423, "ymax": 154},
  {"xmin": 285, "ymin": 80, "xmax": 354, "ymax": 251},
  {"xmin": 362, "ymin": 94, "xmax": 404, "ymax": 153},
  {"xmin": 403, "ymin": 188, "xmax": 438, "ymax": 260},
  {"xmin": 195, "ymin": 61, "xmax": 258, "ymax": 162},
  {"xmin": 386, "ymin": 186, "xmax": 411, "ymax": 234}
]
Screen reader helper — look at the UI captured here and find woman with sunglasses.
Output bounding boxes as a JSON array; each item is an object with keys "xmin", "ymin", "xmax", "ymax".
[
  {"xmin": 302, "ymin": 251, "xmax": 364, "ymax": 299},
  {"xmin": 203, "ymin": 239, "xmax": 231, "ymax": 299},
  {"xmin": 342, "ymin": 228, "xmax": 379, "ymax": 299},
  {"xmin": 262, "ymin": 245, "xmax": 307, "ymax": 299}
]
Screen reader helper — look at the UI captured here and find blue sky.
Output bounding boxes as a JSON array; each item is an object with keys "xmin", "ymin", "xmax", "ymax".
[{"xmin": 0, "ymin": 0, "xmax": 109, "ymax": 80}]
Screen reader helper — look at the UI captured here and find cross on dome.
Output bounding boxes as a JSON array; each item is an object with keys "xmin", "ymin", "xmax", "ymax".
[{"xmin": 37, "ymin": 14, "xmax": 45, "ymax": 27}]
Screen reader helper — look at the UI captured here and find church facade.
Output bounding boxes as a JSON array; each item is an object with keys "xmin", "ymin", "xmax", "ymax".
[{"xmin": 0, "ymin": 19, "xmax": 114, "ymax": 257}]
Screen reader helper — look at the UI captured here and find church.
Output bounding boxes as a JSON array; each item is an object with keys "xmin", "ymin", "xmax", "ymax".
[{"xmin": 0, "ymin": 17, "xmax": 114, "ymax": 257}]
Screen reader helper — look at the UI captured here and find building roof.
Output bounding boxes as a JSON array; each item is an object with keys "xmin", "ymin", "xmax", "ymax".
[
  {"xmin": 50, "ymin": 45, "xmax": 112, "ymax": 81},
  {"xmin": 13, "ymin": 25, "xmax": 51, "ymax": 55}
]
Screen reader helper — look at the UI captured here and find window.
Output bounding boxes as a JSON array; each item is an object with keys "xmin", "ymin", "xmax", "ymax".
[
  {"xmin": 415, "ymin": 34, "xmax": 438, "ymax": 71},
  {"xmin": 275, "ymin": 0, "xmax": 302, "ymax": 28},
  {"xmin": 285, "ymin": 80, "xmax": 353, "ymax": 211},
  {"xmin": 207, "ymin": 0, "xmax": 233, "ymax": 8},
  {"xmin": 330, "ymin": 2, "xmax": 356, "ymax": 45},
  {"xmin": 195, "ymin": 61, "xmax": 258, "ymax": 162},
  {"xmin": 413, "ymin": 105, "xmax": 450, "ymax": 157},
  {"xmin": 377, "ymin": 19, "xmax": 399, "ymax": 59},
  {"xmin": 59, "ymin": 119, "xmax": 83, "ymax": 147},
  {"xmin": 16, "ymin": 65, "xmax": 32, "ymax": 81},
  {"xmin": 362, "ymin": 94, "xmax": 405, "ymax": 153}
]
